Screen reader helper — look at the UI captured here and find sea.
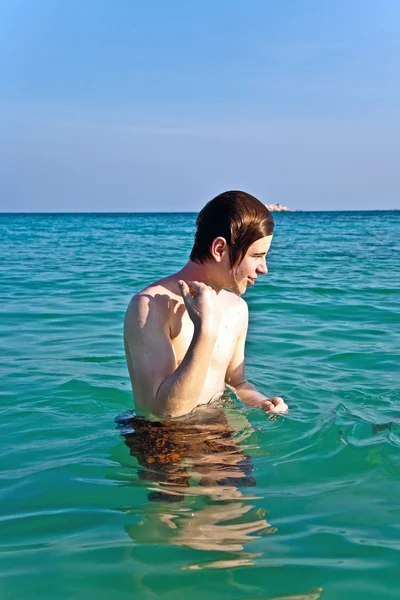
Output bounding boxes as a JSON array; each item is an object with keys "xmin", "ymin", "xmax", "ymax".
[{"xmin": 1, "ymin": 211, "xmax": 399, "ymax": 600}]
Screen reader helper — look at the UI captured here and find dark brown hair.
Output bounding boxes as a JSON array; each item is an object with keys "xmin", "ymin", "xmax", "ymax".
[{"xmin": 190, "ymin": 190, "xmax": 274, "ymax": 266}]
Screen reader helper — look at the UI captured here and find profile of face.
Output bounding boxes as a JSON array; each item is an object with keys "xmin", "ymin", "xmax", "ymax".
[{"xmin": 229, "ymin": 235, "xmax": 273, "ymax": 295}]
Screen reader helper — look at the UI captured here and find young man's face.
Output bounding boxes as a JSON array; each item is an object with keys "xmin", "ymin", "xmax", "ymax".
[{"xmin": 230, "ymin": 235, "xmax": 273, "ymax": 295}]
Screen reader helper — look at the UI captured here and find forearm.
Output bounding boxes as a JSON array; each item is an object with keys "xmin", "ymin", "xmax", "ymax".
[
  {"xmin": 234, "ymin": 381, "xmax": 267, "ymax": 407},
  {"xmin": 234, "ymin": 380, "xmax": 288, "ymax": 413},
  {"xmin": 153, "ymin": 326, "xmax": 216, "ymax": 418}
]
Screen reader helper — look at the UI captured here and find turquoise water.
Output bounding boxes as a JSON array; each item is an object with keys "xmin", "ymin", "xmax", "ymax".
[{"xmin": 1, "ymin": 211, "xmax": 399, "ymax": 600}]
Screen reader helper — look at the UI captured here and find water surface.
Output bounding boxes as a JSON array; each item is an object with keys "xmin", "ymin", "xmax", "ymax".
[{"xmin": 1, "ymin": 211, "xmax": 399, "ymax": 599}]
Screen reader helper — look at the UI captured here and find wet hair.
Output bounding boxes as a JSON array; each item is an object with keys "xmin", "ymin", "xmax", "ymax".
[{"xmin": 190, "ymin": 190, "xmax": 274, "ymax": 266}]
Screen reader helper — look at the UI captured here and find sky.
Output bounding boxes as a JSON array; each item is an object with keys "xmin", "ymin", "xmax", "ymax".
[{"xmin": 1, "ymin": 0, "xmax": 400, "ymax": 212}]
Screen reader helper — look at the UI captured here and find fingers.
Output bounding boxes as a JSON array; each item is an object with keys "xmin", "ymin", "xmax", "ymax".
[
  {"xmin": 179, "ymin": 280, "xmax": 197, "ymax": 301},
  {"xmin": 262, "ymin": 396, "xmax": 288, "ymax": 414},
  {"xmin": 262, "ymin": 399, "xmax": 274, "ymax": 410},
  {"xmin": 178, "ymin": 280, "xmax": 189, "ymax": 295},
  {"xmin": 178, "ymin": 280, "xmax": 193, "ymax": 308},
  {"xmin": 179, "ymin": 280, "xmax": 212, "ymax": 299},
  {"xmin": 269, "ymin": 397, "xmax": 288, "ymax": 413}
]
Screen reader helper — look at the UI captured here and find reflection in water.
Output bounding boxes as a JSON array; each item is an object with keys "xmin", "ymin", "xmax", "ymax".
[{"xmin": 115, "ymin": 404, "xmax": 277, "ymax": 568}]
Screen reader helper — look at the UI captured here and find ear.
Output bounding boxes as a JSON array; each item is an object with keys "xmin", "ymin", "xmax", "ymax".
[{"xmin": 210, "ymin": 237, "xmax": 228, "ymax": 263}]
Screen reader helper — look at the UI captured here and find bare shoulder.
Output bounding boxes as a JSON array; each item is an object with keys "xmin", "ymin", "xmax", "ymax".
[
  {"xmin": 220, "ymin": 290, "xmax": 248, "ymax": 330},
  {"xmin": 124, "ymin": 280, "xmax": 175, "ymax": 331},
  {"xmin": 220, "ymin": 289, "xmax": 248, "ymax": 314}
]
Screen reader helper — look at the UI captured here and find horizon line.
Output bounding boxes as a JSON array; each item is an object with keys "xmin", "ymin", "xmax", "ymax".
[{"xmin": 0, "ymin": 209, "xmax": 399, "ymax": 216}]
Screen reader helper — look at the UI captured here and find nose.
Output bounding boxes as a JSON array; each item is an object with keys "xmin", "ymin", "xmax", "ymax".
[{"xmin": 258, "ymin": 257, "xmax": 268, "ymax": 275}]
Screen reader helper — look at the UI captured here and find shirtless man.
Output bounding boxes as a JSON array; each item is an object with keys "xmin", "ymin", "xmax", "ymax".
[{"xmin": 124, "ymin": 190, "xmax": 288, "ymax": 419}]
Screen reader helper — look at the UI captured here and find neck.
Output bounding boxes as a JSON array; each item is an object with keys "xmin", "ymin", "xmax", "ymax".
[{"xmin": 177, "ymin": 261, "xmax": 226, "ymax": 293}]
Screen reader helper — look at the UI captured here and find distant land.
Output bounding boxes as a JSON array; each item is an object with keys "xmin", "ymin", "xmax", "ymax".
[{"xmin": 266, "ymin": 203, "xmax": 291, "ymax": 212}]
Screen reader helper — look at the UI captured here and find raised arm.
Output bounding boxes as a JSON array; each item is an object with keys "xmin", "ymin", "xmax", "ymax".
[
  {"xmin": 225, "ymin": 300, "xmax": 288, "ymax": 413},
  {"xmin": 124, "ymin": 282, "xmax": 220, "ymax": 418}
]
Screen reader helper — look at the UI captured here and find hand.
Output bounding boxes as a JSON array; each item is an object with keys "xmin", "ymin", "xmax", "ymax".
[
  {"xmin": 261, "ymin": 396, "xmax": 288, "ymax": 414},
  {"xmin": 178, "ymin": 280, "xmax": 222, "ymax": 333}
]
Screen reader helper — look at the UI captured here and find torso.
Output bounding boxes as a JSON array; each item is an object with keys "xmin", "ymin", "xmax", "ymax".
[
  {"xmin": 169, "ymin": 286, "xmax": 242, "ymax": 405},
  {"xmin": 124, "ymin": 275, "xmax": 245, "ymax": 413}
]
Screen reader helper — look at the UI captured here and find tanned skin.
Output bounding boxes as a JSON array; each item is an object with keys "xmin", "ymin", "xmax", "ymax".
[{"xmin": 124, "ymin": 235, "xmax": 288, "ymax": 419}]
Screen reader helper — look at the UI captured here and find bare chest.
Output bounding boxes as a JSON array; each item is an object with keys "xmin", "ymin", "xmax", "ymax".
[{"xmin": 170, "ymin": 306, "xmax": 239, "ymax": 370}]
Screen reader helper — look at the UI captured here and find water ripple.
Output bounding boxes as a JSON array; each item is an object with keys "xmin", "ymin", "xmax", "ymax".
[{"xmin": 1, "ymin": 212, "xmax": 400, "ymax": 598}]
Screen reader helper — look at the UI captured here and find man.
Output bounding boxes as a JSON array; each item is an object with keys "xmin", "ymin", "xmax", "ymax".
[{"xmin": 124, "ymin": 190, "xmax": 288, "ymax": 419}]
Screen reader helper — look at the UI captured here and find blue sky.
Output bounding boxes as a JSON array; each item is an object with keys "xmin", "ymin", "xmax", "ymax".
[{"xmin": 1, "ymin": 0, "xmax": 399, "ymax": 211}]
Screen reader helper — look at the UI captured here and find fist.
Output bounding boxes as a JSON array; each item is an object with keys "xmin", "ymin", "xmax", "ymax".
[{"xmin": 261, "ymin": 396, "xmax": 288, "ymax": 414}]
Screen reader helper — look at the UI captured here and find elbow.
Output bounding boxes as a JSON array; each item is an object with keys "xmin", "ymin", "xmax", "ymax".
[
  {"xmin": 152, "ymin": 386, "xmax": 199, "ymax": 419},
  {"xmin": 155, "ymin": 407, "xmax": 191, "ymax": 419},
  {"xmin": 159, "ymin": 401, "xmax": 194, "ymax": 418},
  {"xmin": 151, "ymin": 398, "xmax": 193, "ymax": 420},
  {"xmin": 164, "ymin": 409, "xmax": 189, "ymax": 419},
  {"xmin": 230, "ymin": 379, "xmax": 247, "ymax": 391}
]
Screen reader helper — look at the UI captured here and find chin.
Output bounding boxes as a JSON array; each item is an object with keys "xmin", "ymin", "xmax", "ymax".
[
  {"xmin": 228, "ymin": 276, "xmax": 247, "ymax": 296},
  {"xmin": 232, "ymin": 282, "xmax": 247, "ymax": 296}
]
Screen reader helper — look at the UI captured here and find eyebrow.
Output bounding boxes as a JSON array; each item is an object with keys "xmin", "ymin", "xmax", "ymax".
[{"xmin": 252, "ymin": 252, "xmax": 267, "ymax": 257}]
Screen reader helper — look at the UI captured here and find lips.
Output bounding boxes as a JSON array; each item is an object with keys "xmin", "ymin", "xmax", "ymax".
[{"xmin": 247, "ymin": 277, "xmax": 256, "ymax": 286}]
